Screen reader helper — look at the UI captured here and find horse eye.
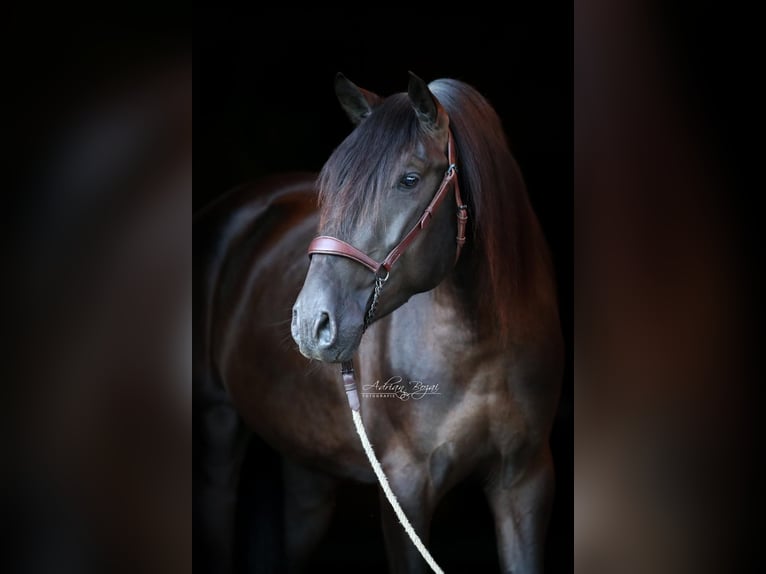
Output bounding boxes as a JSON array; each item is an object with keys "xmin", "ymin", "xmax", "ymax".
[{"xmin": 399, "ymin": 174, "xmax": 420, "ymax": 189}]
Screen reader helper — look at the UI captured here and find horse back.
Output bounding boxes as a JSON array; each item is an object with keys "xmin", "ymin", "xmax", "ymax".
[{"xmin": 193, "ymin": 173, "xmax": 318, "ymax": 392}]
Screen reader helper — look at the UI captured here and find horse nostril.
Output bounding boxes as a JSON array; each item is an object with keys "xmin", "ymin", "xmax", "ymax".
[
  {"xmin": 314, "ymin": 311, "xmax": 335, "ymax": 348},
  {"xmin": 291, "ymin": 306, "xmax": 300, "ymax": 340}
]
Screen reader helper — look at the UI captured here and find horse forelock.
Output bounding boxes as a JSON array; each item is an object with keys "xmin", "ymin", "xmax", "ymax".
[{"xmin": 317, "ymin": 94, "xmax": 421, "ymax": 237}]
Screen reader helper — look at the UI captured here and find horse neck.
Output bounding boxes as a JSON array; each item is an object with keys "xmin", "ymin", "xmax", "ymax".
[
  {"xmin": 363, "ymin": 286, "xmax": 489, "ymax": 384},
  {"xmin": 410, "ymin": 268, "xmax": 501, "ymax": 355},
  {"xmin": 361, "ymin": 258, "xmax": 558, "ymax": 397}
]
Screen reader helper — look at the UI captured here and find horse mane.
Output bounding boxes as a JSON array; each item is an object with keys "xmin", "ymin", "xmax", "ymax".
[
  {"xmin": 318, "ymin": 80, "xmax": 554, "ymax": 340},
  {"xmin": 430, "ymin": 79, "xmax": 554, "ymax": 340}
]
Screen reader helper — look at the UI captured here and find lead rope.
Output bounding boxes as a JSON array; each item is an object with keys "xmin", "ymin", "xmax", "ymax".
[
  {"xmin": 351, "ymin": 409, "xmax": 444, "ymax": 574},
  {"xmin": 341, "ymin": 363, "xmax": 444, "ymax": 574},
  {"xmin": 340, "ymin": 273, "xmax": 444, "ymax": 573}
]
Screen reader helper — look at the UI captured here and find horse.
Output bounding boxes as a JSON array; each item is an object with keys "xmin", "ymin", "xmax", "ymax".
[{"xmin": 194, "ymin": 72, "xmax": 563, "ymax": 573}]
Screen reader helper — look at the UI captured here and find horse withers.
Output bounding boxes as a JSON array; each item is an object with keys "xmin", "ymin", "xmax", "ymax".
[{"xmin": 195, "ymin": 72, "xmax": 563, "ymax": 573}]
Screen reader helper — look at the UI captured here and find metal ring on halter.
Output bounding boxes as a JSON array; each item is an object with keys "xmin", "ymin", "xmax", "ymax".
[{"xmin": 376, "ymin": 269, "xmax": 390, "ymax": 283}]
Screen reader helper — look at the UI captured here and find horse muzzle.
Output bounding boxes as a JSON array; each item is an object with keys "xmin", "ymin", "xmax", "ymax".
[{"xmin": 291, "ymin": 266, "xmax": 366, "ymax": 362}]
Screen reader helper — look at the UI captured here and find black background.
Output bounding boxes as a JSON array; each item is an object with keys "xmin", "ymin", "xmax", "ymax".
[{"xmin": 197, "ymin": 5, "xmax": 572, "ymax": 572}]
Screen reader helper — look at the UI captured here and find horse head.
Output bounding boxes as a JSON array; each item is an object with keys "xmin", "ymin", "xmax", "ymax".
[{"xmin": 292, "ymin": 73, "xmax": 463, "ymax": 362}]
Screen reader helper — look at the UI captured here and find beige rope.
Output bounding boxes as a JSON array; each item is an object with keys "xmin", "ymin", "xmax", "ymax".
[{"xmin": 351, "ymin": 408, "xmax": 444, "ymax": 574}]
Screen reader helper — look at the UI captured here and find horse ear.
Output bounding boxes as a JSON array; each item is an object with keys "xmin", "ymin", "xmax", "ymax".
[
  {"xmin": 334, "ymin": 73, "xmax": 381, "ymax": 125},
  {"xmin": 407, "ymin": 71, "xmax": 447, "ymax": 132}
]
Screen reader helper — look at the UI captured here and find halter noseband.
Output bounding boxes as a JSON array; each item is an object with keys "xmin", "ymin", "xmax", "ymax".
[{"xmin": 307, "ymin": 129, "xmax": 467, "ymax": 323}]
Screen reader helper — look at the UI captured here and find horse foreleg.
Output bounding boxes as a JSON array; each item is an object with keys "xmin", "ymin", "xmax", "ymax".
[
  {"xmin": 282, "ymin": 457, "xmax": 339, "ymax": 573},
  {"xmin": 484, "ymin": 446, "xmax": 555, "ymax": 574},
  {"xmin": 378, "ymin": 463, "xmax": 435, "ymax": 574},
  {"xmin": 196, "ymin": 399, "xmax": 249, "ymax": 574}
]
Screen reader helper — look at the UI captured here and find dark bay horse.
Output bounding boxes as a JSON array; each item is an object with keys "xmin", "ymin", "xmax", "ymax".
[{"xmin": 195, "ymin": 73, "xmax": 563, "ymax": 573}]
